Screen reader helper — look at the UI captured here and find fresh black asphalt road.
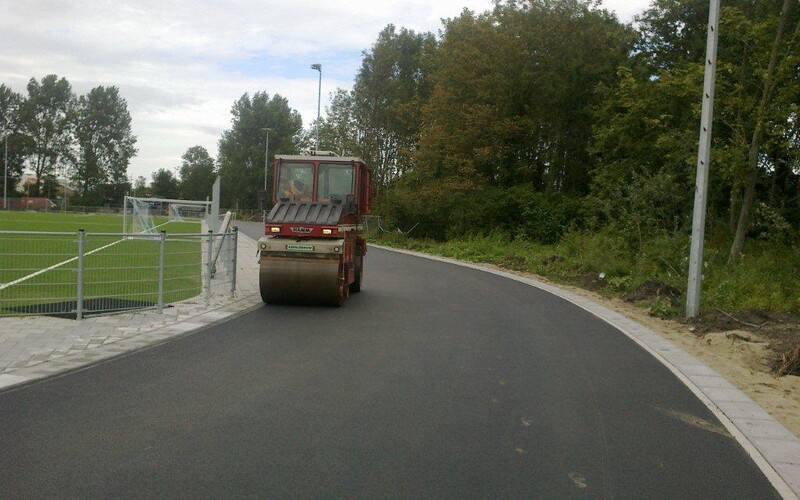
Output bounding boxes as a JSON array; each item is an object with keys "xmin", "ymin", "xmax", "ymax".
[{"xmin": 0, "ymin": 222, "xmax": 779, "ymax": 498}]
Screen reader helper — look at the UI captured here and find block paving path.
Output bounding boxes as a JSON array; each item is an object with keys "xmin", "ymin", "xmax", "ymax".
[{"xmin": 0, "ymin": 229, "xmax": 263, "ymax": 390}]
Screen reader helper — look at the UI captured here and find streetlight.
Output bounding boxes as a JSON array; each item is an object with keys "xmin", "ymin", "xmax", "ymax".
[
  {"xmin": 262, "ymin": 127, "xmax": 271, "ymax": 192},
  {"xmin": 262, "ymin": 127, "xmax": 271, "ymax": 223},
  {"xmin": 3, "ymin": 117, "xmax": 7, "ymax": 210},
  {"xmin": 310, "ymin": 63, "xmax": 322, "ymax": 150}
]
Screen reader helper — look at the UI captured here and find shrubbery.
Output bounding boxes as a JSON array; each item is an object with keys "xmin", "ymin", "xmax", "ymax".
[
  {"xmin": 377, "ymin": 228, "xmax": 800, "ymax": 315},
  {"xmin": 377, "ymin": 184, "xmax": 589, "ymax": 243}
]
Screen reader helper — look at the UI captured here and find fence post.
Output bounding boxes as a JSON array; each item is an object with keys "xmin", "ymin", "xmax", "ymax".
[
  {"xmin": 205, "ymin": 230, "xmax": 213, "ymax": 306},
  {"xmin": 230, "ymin": 227, "xmax": 238, "ymax": 297},
  {"xmin": 76, "ymin": 229, "xmax": 85, "ymax": 320},
  {"xmin": 158, "ymin": 230, "xmax": 166, "ymax": 312},
  {"xmin": 122, "ymin": 196, "xmax": 128, "ymax": 234}
]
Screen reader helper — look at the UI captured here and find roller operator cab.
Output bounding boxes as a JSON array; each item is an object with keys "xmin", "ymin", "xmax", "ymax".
[{"xmin": 258, "ymin": 152, "xmax": 371, "ymax": 305}]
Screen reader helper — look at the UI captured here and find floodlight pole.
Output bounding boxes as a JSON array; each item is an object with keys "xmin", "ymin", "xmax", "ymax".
[
  {"xmin": 311, "ymin": 63, "xmax": 322, "ymax": 150},
  {"xmin": 262, "ymin": 127, "xmax": 271, "ymax": 224},
  {"xmin": 686, "ymin": 0, "xmax": 721, "ymax": 318},
  {"xmin": 3, "ymin": 117, "xmax": 7, "ymax": 210},
  {"xmin": 61, "ymin": 163, "xmax": 66, "ymax": 213},
  {"xmin": 263, "ymin": 127, "xmax": 271, "ymax": 192}
]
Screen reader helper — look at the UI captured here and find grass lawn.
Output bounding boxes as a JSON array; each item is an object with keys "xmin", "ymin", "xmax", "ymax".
[{"xmin": 0, "ymin": 211, "xmax": 206, "ymax": 317}]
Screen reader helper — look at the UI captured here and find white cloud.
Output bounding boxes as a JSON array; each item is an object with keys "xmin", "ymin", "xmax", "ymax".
[
  {"xmin": 0, "ymin": 0, "xmax": 650, "ymax": 181},
  {"xmin": 600, "ymin": 0, "xmax": 649, "ymax": 23}
]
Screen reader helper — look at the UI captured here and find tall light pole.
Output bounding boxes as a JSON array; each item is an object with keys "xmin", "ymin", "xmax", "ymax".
[
  {"xmin": 311, "ymin": 63, "xmax": 322, "ymax": 150},
  {"xmin": 262, "ymin": 127, "xmax": 272, "ymax": 223},
  {"xmin": 686, "ymin": 0, "xmax": 721, "ymax": 317},
  {"xmin": 262, "ymin": 127, "xmax": 271, "ymax": 192},
  {"xmin": 3, "ymin": 116, "xmax": 7, "ymax": 210}
]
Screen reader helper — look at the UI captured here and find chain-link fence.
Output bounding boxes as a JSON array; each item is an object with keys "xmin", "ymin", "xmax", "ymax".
[
  {"xmin": 362, "ymin": 215, "xmax": 384, "ymax": 238},
  {"xmin": 362, "ymin": 215, "xmax": 443, "ymax": 239},
  {"xmin": 0, "ymin": 228, "xmax": 238, "ymax": 319}
]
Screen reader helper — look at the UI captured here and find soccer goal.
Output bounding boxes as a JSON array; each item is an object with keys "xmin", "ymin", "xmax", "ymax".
[
  {"xmin": 123, "ymin": 196, "xmax": 211, "ymax": 234},
  {"xmin": 169, "ymin": 202, "xmax": 209, "ymax": 222}
]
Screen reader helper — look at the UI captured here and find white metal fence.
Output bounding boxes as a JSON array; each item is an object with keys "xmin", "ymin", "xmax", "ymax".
[{"xmin": 0, "ymin": 228, "xmax": 238, "ymax": 319}]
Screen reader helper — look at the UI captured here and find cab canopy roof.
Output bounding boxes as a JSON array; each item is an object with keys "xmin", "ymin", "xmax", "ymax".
[{"xmin": 275, "ymin": 154, "xmax": 366, "ymax": 164}]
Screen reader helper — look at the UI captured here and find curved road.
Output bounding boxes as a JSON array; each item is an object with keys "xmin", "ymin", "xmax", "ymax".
[{"xmin": 0, "ymin": 222, "xmax": 779, "ymax": 498}]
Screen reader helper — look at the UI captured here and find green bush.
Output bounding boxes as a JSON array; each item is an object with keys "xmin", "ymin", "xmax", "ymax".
[
  {"xmin": 517, "ymin": 190, "xmax": 588, "ymax": 244},
  {"xmin": 750, "ymin": 202, "xmax": 797, "ymax": 244},
  {"xmin": 703, "ymin": 237, "xmax": 800, "ymax": 313},
  {"xmin": 590, "ymin": 171, "xmax": 692, "ymax": 242},
  {"xmin": 378, "ymin": 182, "xmax": 589, "ymax": 244},
  {"xmin": 379, "ymin": 226, "xmax": 800, "ymax": 315}
]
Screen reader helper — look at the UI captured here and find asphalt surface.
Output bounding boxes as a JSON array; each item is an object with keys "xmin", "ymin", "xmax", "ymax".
[{"xmin": 0, "ymin": 223, "xmax": 780, "ymax": 498}]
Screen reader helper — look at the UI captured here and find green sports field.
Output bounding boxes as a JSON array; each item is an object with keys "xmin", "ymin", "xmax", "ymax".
[{"xmin": 0, "ymin": 211, "xmax": 206, "ymax": 317}]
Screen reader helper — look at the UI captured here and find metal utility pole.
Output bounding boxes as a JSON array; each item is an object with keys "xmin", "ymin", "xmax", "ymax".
[
  {"xmin": 2, "ymin": 116, "xmax": 7, "ymax": 210},
  {"xmin": 61, "ymin": 164, "xmax": 66, "ymax": 213},
  {"xmin": 262, "ymin": 127, "xmax": 272, "ymax": 224},
  {"xmin": 686, "ymin": 0, "xmax": 721, "ymax": 318},
  {"xmin": 311, "ymin": 63, "xmax": 322, "ymax": 150},
  {"xmin": 263, "ymin": 127, "xmax": 271, "ymax": 192},
  {"xmin": 3, "ymin": 125, "xmax": 7, "ymax": 211}
]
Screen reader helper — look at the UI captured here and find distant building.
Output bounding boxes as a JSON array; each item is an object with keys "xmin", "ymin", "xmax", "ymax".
[
  {"xmin": 5, "ymin": 197, "xmax": 57, "ymax": 210},
  {"xmin": 17, "ymin": 171, "xmax": 76, "ymax": 198}
]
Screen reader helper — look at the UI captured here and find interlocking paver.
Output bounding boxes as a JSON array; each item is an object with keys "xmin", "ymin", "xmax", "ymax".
[{"xmin": 0, "ymin": 231, "xmax": 261, "ymax": 382}]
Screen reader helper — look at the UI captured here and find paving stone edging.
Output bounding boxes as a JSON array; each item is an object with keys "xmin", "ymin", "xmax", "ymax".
[
  {"xmin": 0, "ymin": 295, "xmax": 262, "ymax": 391},
  {"xmin": 0, "ymin": 231, "xmax": 264, "ymax": 391}
]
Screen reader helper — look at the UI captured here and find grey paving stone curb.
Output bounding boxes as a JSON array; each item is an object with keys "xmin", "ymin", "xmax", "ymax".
[
  {"xmin": 0, "ymin": 294, "xmax": 263, "ymax": 392},
  {"xmin": 0, "ymin": 230, "xmax": 264, "ymax": 392},
  {"xmin": 374, "ymin": 244, "xmax": 800, "ymax": 499}
]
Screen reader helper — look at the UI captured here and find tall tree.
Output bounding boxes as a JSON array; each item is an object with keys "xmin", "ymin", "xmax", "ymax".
[
  {"xmin": 132, "ymin": 175, "xmax": 149, "ymax": 197},
  {"xmin": 216, "ymin": 92, "xmax": 303, "ymax": 209},
  {"xmin": 634, "ymin": 0, "xmax": 715, "ymax": 74},
  {"xmin": 354, "ymin": 25, "xmax": 437, "ymax": 189},
  {"xmin": 0, "ymin": 84, "xmax": 26, "ymax": 197},
  {"xmin": 150, "ymin": 168, "xmax": 179, "ymax": 199},
  {"xmin": 589, "ymin": 65, "xmax": 701, "ymax": 233},
  {"xmin": 417, "ymin": 1, "xmax": 633, "ymax": 194},
  {"xmin": 18, "ymin": 75, "xmax": 75, "ymax": 196},
  {"xmin": 590, "ymin": 0, "xmax": 800, "ymax": 246},
  {"xmin": 319, "ymin": 89, "xmax": 359, "ymax": 161},
  {"xmin": 178, "ymin": 145, "xmax": 216, "ymax": 200},
  {"xmin": 72, "ymin": 85, "xmax": 137, "ymax": 205},
  {"xmin": 320, "ymin": 25, "xmax": 436, "ymax": 194},
  {"xmin": 729, "ymin": 0, "xmax": 799, "ymax": 261}
]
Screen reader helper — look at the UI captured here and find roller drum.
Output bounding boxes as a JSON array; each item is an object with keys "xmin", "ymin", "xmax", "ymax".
[{"xmin": 260, "ymin": 255, "xmax": 345, "ymax": 305}]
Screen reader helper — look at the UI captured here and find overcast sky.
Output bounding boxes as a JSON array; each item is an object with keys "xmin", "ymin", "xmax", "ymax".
[{"xmin": 0, "ymin": 0, "xmax": 652, "ymax": 181}]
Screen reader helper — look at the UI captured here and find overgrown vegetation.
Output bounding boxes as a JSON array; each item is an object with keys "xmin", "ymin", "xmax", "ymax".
[
  {"xmin": 374, "ymin": 228, "xmax": 800, "ymax": 317},
  {"xmin": 313, "ymin": 0, "xmax": 799, "ymax": 329}
]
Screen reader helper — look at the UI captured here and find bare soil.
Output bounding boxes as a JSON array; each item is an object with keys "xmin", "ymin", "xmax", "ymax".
[{"xmin": 624, "ymin": 280, "xmax": 681, "ymax": 303}]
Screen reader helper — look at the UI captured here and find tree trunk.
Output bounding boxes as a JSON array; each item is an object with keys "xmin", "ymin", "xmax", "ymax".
[
  {"xmin": 729, "ymin": 0, "xmax": 793, "ymax": 263},
  {"xmin": 728, "ymin": 183, "xmax": 741, "ymax": 233}
]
